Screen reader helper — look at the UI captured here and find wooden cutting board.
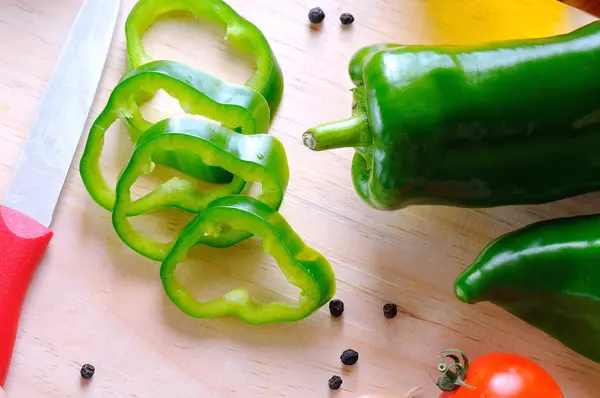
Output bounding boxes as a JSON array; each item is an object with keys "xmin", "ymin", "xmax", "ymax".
[{"xmin": 1, "ymin": 0, "xmax": 599, "ymax": 396}]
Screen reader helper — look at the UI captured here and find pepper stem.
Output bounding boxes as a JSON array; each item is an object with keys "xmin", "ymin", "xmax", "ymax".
[{"xmin": 303, "ymin": 114, "xmax": 370, "ymax": 151}]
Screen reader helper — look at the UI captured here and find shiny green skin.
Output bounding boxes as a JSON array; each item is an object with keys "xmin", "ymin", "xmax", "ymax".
[
  {"xmin": 122, "ymin": 60, "xmax": 271, "ymax": 183},
  {"xmin": 455, "ymin": 214, "xmax": 600, "ymax": 364},
  {"xmin": 79, "ymin": 60, "xmax": 270, "ymax": 212},
  {"xmin": 112, "ymin": 118, "xmax": 289, "ymax": 261},
  {"xmin": 125, "ymin": 0, "xmax": 284, "ymax": 119},
  {"xmin": 161, "ymin": 195, "xmax": 336, "ymax": 324},
  {"xmin": 349, "ymin": 21, "xmax": 600, "ymax": 210}
]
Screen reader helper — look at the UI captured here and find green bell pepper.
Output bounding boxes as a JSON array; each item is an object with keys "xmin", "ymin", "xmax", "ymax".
[
  {"xmin": 160, "ymin": 195, "xmax": 336, "ymax": 324},
  {"xmin": 455, "ymin": 214, "xmax": 600, "ymax": 364},
  {"xmin": 80, "ymin": 60, "xmax": 270, "ymax": 212},
  {"xmin": 112, "ymin": 118, "xmax": 289, "ymax": 261},
  {"xmin": 303, "ymin": 21, "xmax": 600, "ymax": 210},
  {"xmin": 125, "ymin": 0, "xmax": 284, "ymax": 118}
]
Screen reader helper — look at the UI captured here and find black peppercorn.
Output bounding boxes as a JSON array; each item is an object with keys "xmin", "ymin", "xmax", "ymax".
[
  {"xmin": 308, "ymin": 7, "xmax": 326, "ymax": 24},
  {"xmin": 383, "ymin": 303, "xmax": 398, "ymax": 319},
  {"xmin": 328, "ymin": 375, "xmax": 343, "ymax": 390},
  {"xmin": 340, "ymin": 13, "xmax": 355, "ymax": 25},
  {"xmin": 80, "ymin": 363, "xmax": 95, "ymax": 379},
  {"xmin": 340, "ymin": 349, "xmax": 359, "ymax": 365},
  {"xmin": 329, "ymin": 299, "xmax": 344, "ymax": 317}
]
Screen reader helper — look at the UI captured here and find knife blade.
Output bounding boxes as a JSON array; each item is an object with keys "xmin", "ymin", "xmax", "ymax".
[{"xmin": 0, "ymin": 0, "xmax": 120, "ymax": 386}]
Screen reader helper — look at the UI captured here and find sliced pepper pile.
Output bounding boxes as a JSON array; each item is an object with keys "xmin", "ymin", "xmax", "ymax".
[
  {"xmin": 80, "ymin": 60, "xmax": 272, "ymax": 209},
  {"xmin": 112, "ymin": 117, "xmax": 289, "ymax": 260},
  {"xmin": 79, "ymin": 0, "xmax": 335, "ymax": 324}
]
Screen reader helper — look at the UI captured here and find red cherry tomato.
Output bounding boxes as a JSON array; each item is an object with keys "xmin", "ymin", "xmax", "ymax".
[{"xmin": 439, "ymin": 353, "xmax": 563, "ymax": 398}]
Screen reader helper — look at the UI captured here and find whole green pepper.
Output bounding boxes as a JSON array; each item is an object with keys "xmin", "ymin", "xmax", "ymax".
[
  {"xmin": 455, "ymin": 214, "xmax": 600, "ymax": 364},
  {"xmin": 112, "ymin": 118, "xmax": 289, "ymax": 261},
  {"xmin": 304, "ymin": 21, "xmax": 600, "ymax": 210},
  {"xmin": 80, "ymin": 60, "xmax": 270, "ymax": 212},
  {"xmin": 126, "ymin": 0, "xmax": 284, "ymax": 117},
  {"xmin": 161, "ymin": 195, "xmax": 336, "ymax": 324}
]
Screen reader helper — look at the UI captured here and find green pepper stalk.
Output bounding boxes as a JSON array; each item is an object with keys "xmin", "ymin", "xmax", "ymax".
[
  {"xmin": 112, "ymin": 118, "xmax": 289, "ymax": 261},
  {"xmin": 455, "ymin": 214, "xmax": 600, "ymax": 364},
  {"xmin": 304, "ymin": 21, "xmax": 600, "ymax": 210},
  {"xmin": 80, "ymin": 60, "xmax": 270, "ymax": 212},
  {"xmin": 160, "ymin": 196, "xmax": 336, "ymax": 324},
  {"xmin": 125, "ymin": 0, "xmax": 284, "ymax": 118}
]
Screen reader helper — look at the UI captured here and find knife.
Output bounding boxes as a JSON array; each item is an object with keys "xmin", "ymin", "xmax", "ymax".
[{"xmin": 0, "ymin": 0, "xmax": 120, "ymax": 386}]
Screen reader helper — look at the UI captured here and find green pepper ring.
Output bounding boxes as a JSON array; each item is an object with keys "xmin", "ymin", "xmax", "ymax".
[
  {"xmin": 125, "ymin": 0, "xmax": 284, "ymax": 119},
  {"xmin": 79, "ymin": 61, "xmax": 271, "ymax": 214},
  {"xmin": 112, "ymin": 118, "xmax": 290, "ymax": 261},
  {"xmin": 120, "ymin": 60, "xmax": 271, "ymax": 185},
  {"xmin": 160, "ymin": 195, "xmax": 336, "ymax": 324}
]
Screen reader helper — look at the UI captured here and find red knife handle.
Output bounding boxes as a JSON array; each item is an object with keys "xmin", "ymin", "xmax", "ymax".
[{"xmin": 0, "ymin": 206, "xmax": 53, "ymax": 386}]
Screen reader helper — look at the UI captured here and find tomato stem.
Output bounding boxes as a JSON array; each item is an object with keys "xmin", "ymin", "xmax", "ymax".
[{"xmin": 429, "ymin": 349, "xmax": 476, "ymax": 392}]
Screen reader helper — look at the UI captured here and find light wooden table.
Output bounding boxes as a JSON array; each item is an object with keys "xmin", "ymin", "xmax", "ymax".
[
  {"xmin": 563, "ymin": 0, "xmax": 600, "ymax": 17},
  {"xmin": 1, "ymin": 0, "xmax": 599, "ymax": 396}
]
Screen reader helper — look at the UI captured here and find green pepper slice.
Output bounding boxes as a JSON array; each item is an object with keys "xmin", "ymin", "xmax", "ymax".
[
  {"xmin": 80, "ymin": 60, "xmax": 270, "ymax": 212},
  {"xmin": 124, "ymin": 60, "xmax": 270, "ymax": 141},
  {"xmin": 112, "ymin": 118, "xmax": 289, "ymax": 261},
  {"xmin": 125, "ymin": 0, "xmax": 284, "ymax": 118},
  {"xmin": 160, "ymin": 195, "xmax": 336, "ymax": 324}
]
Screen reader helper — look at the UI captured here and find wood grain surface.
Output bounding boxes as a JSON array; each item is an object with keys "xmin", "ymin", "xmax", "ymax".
[
  {"xmin": 563, "ymin": 0, "xmax": 600, "ymax": 16},
  {"xmin": 1, "ymin": 0, "xmax": 600, "ymax": 396}
]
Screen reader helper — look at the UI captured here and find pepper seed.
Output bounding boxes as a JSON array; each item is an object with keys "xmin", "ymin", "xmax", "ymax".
[
  {"xmin": 329, "ymin": 299, "xmax": 344, "ymax": 317},
  {"xmin": 340, "ymin": 13, "xmax": 355, "ymax": 25},
  {"xmin": 383, "ymin": 303, "xmax": 398, "ymax": 319},
  {"xmin": 328, "ymin": 375, "xmax": 343, "ymax": 390},
  {"xmin": 308, "ymin": 7, "xmax": 326, "ymax": 24},
  {"xmin": 80, "ymin": 363, "xmax": 95, "ymax": 379},
  {"xmin": 340, "ymin": 349, "xmax": 359, "ymax": 365}
]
